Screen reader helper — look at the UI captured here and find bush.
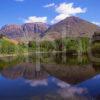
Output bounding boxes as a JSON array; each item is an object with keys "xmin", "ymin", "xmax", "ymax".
[{"xmin": 0, "ymin": 39, "xmax": 16, "ymax": 54}]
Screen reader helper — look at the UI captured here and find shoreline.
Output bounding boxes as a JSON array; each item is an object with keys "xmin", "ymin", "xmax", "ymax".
[
  {"xmin": 0, "ymin": 52, "xmax": 31, "ymax": 58},
  {"xmin": 0, "ymin": 51, "xmax": 87, "ymax": 58}
]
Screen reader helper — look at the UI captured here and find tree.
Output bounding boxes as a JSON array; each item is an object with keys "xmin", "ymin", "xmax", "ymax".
[{"xmin": 40, "ymin": 41, "xmax": 54, "ymax": 52}]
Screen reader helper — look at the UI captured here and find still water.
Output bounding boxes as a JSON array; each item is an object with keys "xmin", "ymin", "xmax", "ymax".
[{"xmin": 0, "ymin": 53, "xmax": 100, "ymax": 100}]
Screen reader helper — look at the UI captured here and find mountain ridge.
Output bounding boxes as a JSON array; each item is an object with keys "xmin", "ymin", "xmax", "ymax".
[
  {"xmin": 0, "ymin": 22, "xmax": 48, "ymax": 42},
  {"xmin": 0, "ymin": 16, "xmax": 100, "ymax": 42}
]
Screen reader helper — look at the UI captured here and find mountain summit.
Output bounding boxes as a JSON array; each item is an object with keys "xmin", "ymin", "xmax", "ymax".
[{"xmin": 43, "ymin": 16, "xmax": 100, "ymax": 40}]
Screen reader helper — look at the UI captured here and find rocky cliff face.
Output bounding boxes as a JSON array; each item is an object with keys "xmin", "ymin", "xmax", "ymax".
[
  {"xmin": 0, "ymin": 24, "xmax": 23, "ymax": 39},
  {"xmin": 0, "ymin": 23, "xmax": 48, "ymax": 42}
]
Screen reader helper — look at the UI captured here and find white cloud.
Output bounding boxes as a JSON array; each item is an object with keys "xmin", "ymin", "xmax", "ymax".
[
  {"xmin": 14, "ymin": 0, "xmax": 24, "ymax": 2},
  {"xmin": 43, "ymin": 3, "xmax": 55, "ymax": 8},
  {"xmin": 51, "ymin": 2, "xmax": 87, "ymax": 24},
  {"xmin": 52, "ymin": 78, "xmax": 70, "ymax": 88},
  {"xmin": 92, "ymin": 22, "xmax": 100, "ymax": 26},
  {"xmin": 24, "ymin": 16, "xmax": 47, "ymax": 23}
]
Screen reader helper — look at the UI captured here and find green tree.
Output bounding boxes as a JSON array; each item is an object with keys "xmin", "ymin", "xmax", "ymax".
[{"xmin": 40, "ymin": 41, "xmax": 54, "ymax": 52}]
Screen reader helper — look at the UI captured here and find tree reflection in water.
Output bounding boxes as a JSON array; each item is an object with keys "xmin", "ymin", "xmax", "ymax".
[{"xmin": 0, "ymin": 53, "xmax": 100, "ymax": 100}]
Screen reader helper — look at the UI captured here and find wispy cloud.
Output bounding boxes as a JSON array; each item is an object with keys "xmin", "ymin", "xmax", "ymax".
[
  {"xmin": 92, "ymin": 22, "xmax": 100, "ymax": 26},
  {"xmin": 43, "ymin": 3, "xmax": 55, "ymax": 8},
  {"xmin": 24, "ymin": 16, "xmax": 47, "ymax": 23},
  {"xmin": 51, "ymin": 2, "xmax": 87, "ymax": 24},
  {"xmin": 14, "ymin": 0, "xmax": 24, "ymax": 2}
]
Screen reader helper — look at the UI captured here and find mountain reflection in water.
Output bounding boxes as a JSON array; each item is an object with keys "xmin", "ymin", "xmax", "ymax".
[{"xmin": 0, "ymin": 53, "xmax": 100, "ymax": 100}]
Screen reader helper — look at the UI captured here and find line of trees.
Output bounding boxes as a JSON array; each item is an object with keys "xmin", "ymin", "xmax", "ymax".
[
  {"xmin": 0, "ymin": 32, "xmax": 99, "ymax": 55},
  {"xmin": 28, "ymin": 37, "xmax": 90, "ymax": 54}
]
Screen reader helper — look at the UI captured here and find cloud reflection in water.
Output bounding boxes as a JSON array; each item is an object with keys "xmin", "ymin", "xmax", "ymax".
[{"xmin": 26, "ymin": 79, "xmax": 48, "ymax": 87}]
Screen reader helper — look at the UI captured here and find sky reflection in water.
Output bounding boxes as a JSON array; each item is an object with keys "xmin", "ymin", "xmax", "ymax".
[{"xmin": 0, "ymin": 54, "xmax": 100, "ymax": 100}]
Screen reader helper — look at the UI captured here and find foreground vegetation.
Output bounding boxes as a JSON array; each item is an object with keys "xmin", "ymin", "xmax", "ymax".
[
  {"xmin": 0, "ymin": 38, "xmax": 28, "ymax": 55},
  {"xmin": 0, "ymin": 32, "xmax": 100, "ymax": 56}
]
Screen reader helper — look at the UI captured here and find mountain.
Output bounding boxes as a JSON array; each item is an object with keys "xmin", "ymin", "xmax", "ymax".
[
  {"xmin": 43, "ymin": 16, "xmax": 100, "ymax": 41},
  {"xmin": 0, "ymin": 23, "xmax": 48, "ymax": 42},
  {"xmin": 0, "ymin": 16, "xmax": 100, "ymax": 42}
]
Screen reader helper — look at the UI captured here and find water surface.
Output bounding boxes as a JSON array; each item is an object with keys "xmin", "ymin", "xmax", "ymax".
[{"xmin": 0, "ymin": 53, "xmax": 100, "ymax": 100}]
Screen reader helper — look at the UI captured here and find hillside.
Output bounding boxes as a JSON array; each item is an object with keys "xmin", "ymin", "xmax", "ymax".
[
  {"xmin": 0, "ymin": 36, "xmax": 18, "ymax": 45},
  {"xmin": 43, "ymin": 16, "xmax": 100, "ymax": 41}
]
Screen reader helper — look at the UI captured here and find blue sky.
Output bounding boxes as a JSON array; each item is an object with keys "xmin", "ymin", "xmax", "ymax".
[{"xmin": 0, "ymin": 0, "xmax": 100, "ymax": 27}]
